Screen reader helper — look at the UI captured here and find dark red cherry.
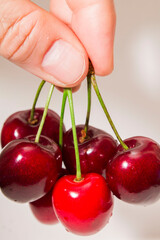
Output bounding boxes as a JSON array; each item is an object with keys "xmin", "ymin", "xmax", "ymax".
[
  {"xmin": 52, "ymin": 173, "xmax": 114, "ymax": 236},
  {"xmin": 58, "ymin": 167, "xmax": 69, "ymax": 178},
  {"xmin": 29, "ymin": 166, "xmax": 68, "ymax": 224},
  {"xmin": 63, "ymin": 125, "xmax": 117, "ymax": 175},
  {"xmin": 106, "ymin": 136, "xmax": 160, "ymax": 205},
  {"xmin": 29, "ymin": 188, "xmax": 58, "ymax": 225},
  {"xmin": 1, "ymin": 108, "xmax": 66, "ymax": 147},
  {"xmin": 0, "ymin": 135, "xmax": 62, "ymax": 203}
]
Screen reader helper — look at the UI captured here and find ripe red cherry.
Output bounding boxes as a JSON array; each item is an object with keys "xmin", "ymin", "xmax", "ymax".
[
  {"xmin": 63, "ymin": 125, "xmax": 117, "ymax": 175},
  {"xmin": 29, "ymin": 167, "xmax": 68, "ymax": 224},
  {"xmin": 106, "ymin": 136, "xmax": 160, "ymax": 205},
  {"xmin": 0, "ymin": 135, "xmax": 62, "ymax": 203},
  {"xmin": 1, "ymin": 108, "xmax": 66, "ymax": 148},
  {"xmin": 29, "ymin": 189, "xmax": 58, "ymax": 225},
  {"xmin": 52, "ymin": 173, "xmax": 114, "ymax": 236}
]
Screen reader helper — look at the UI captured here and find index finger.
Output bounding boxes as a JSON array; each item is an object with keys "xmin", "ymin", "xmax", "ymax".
[{"xmin": 50, "ymin": 0, "xmax": 116, "ymax": 76}]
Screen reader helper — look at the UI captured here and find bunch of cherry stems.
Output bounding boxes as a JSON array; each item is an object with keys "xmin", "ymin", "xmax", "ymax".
[{"xmin": 33, "ymin": 62, "xmax": 128, "ymax": 182}]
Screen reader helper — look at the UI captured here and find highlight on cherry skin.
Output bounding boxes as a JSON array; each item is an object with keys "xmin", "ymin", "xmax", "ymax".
[
  {"xmin": 52, "ymin": 173, "xmax": 114, "ymax": 236},
  {"xmin": 106, "ymin": 136, "xmax": 160, "ymax": 205},
  {"xmin": 63, "ymin": 124, "xmax": 117, "ymax": 175},
  {"xmin": 0, "ymin": 135, "xmax": 62, "ymax": 203},
  {"xmin": 1, "ymin": 108, "xmax": 66, "ymax": 148}
]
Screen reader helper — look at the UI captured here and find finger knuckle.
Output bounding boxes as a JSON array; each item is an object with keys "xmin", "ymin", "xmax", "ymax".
[{"xmin": 0, "ymin": 10, "xmax": 43, "ymax": 63}]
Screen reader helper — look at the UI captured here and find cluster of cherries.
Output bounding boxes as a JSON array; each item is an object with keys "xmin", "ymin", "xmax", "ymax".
[{"xmin": 0, "ymin": 66, "xmax": 160, "ymax": 236}]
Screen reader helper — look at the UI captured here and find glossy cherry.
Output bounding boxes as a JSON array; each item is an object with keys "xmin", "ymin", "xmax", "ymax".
[
  {"xmin": 0, "ymin": 135, "xmax": 62, "ymax": 203},
  {"xmin": 62, "ymin": 125, "xmax": 117, "ymax": 175},
  {"xmin": 1, "ymin": 108, "xmax": 66, "ymax": 147},
  {"xmin": 52, "ymin": 173, "xmax": 114, "ymax": 236},
  {"xmin": 29, "ymin": 188, "xmax": 58, "ymax": 225},
  {"xmin": 106, "ymin": 136, "xmax": 160, "ymax": 205},
  {"xmin": 29, "ymin": 167, "xmax": 68, "ymax": 224}
]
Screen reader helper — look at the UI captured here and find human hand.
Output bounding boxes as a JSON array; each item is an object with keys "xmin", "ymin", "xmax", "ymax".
[{"xmin": 0, "ymin": 0, "xmax": 116, "ymax": 88}]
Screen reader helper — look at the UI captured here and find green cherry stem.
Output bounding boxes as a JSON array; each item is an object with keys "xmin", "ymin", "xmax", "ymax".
[
  {"xmin": 91, "ymin": 71, "xmax": 128, "ymax": 150},
  {"xmin": 59, "ymin": 90, "xmax": 68, "ymax": 149},
  {"xmin": 84, "ymin": 72, "xmax": 92, "ymax": 135},
  {"xmin": 35, "ymin": 84, "xmax": 54, "ymax": 143},
  {"xmin": 29, "ymin": 80, "xmax": 46, "ymax": 123},
  {"xmin": 65, "ymin": 88, "xmax": 82, "ymax": 181}
]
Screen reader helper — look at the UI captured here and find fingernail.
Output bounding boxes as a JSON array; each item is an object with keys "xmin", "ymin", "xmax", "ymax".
[{"xmin": 42, "ymin": 40, "xmax": 85, "ymax": 85}]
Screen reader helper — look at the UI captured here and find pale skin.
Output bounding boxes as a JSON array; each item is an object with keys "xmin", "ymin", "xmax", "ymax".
[{"xmin": 0, "ymin": 0, "xmax": 116, "ymax": 88}]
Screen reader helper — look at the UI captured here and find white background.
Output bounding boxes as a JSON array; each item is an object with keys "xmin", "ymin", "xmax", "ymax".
[{"xmin": 0, "ymin": 1, "xmax": 160, "ymax": 239}]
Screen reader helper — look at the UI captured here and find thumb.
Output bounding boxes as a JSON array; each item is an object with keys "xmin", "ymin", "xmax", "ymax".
[{"xmin": 0, "ymin": 0, "xmax": 88, "ymax": 87}]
